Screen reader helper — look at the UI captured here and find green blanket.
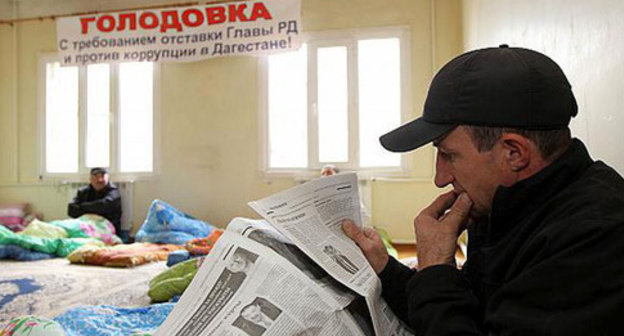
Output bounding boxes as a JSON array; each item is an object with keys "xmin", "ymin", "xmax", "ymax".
[
  {"xmin": 0, "ymin": 225, "xmax": 60, "ymax": 254},
  {"xmin": 0, "ymin": 224, "xmax": 105, "ymax": 257}
]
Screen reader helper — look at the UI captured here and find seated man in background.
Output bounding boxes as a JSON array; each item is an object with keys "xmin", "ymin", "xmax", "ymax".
[{"xmin": 68, "ymin": 167, "xmax": 123, "ymax": 239}]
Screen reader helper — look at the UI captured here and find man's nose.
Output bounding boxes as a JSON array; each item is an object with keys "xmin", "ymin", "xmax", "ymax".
[{"xmin": 434, "ymin": 156, "xmax": 453, "ymax": 188}]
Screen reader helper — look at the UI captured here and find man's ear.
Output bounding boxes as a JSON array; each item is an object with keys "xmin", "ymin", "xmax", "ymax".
[{"xmin": 499, "ymin": 133, "xmax": 531, "ymax": 172}]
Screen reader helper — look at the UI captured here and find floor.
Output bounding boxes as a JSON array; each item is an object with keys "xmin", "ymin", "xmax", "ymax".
[
  {"xmin": 393, "ymin": 242, "xmax": 467, "ymax": 268},
  {"xmin": 394, "ymin": 243, "xmax": 417, "ymax": 260}
]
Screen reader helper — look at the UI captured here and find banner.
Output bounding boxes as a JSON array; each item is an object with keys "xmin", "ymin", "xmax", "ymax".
[{"xmin": 56, "ymin": 0, "xmax": 301, "ymax": 66}]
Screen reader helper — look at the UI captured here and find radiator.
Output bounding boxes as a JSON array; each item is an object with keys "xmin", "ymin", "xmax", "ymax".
[
  {"xmin": 117, "ymin": 182, "xmax": 134, "ymax": 231},
  {"xmin": 66, "ymin": 181, "xmax": 134, "ymax": 231}
]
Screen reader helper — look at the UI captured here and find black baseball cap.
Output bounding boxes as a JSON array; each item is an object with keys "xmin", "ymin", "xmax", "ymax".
[
  {"xmin": 380, "ymin": 45, "xmax": 578, "ymax": 152},
  {"xmin": 90, "ymin": 167, "xmax": 109, "ymax": 175}
]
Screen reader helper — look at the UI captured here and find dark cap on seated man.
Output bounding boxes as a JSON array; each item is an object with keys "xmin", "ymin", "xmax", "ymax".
[
  {"xmin": 342, "ymin": 45, "xmax": 624, "ymax": 334},
  {"xmin": 380, "ymin": 44, "xmax": 577, "ymax": 152},
  {"xmin": 90, "ymin": 167, "xmax": 109, "ymax": 176}
]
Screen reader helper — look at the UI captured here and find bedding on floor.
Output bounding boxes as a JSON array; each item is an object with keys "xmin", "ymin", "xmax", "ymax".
[
  {"xmin": 48, "ymin": 215, "xmax": 122, "ymax": 245},
  {"xmin": 53, "ymin": 303, "xmax": 175, "ymax": 336},
  {"xmin": 0, "ymin": 214, "xmax": 123, "ymax": 261},
  {"xmin": 0, "ymin": 224, "xmax": 105, "ymax": 259},
  {"xmin": 0, "ymin": 204, "xmax": 29, "ymax": 233},
  {"xmin": 0, "ymin": 245, "xmax": 55, "ymax": 261},
  {"xmin": 0, "ymin": 315, "xmax": 66, "ymax": 336},
  {"xmin": 0, "ymin": 202, "xmax": 227, "ymax": 334},
  {"xmin": 148, "ymin": 257, "xmax": 204, "ymax": 303},
  {"xmin": 135, "ymin": 199, "xmax": 215, "ymax": 245},
  {"xmin": 184, "ymin": 229, "xmax": 223, "ymax": 256},
  {"xmin": 67, "ymin": 243, "xmax": 184, "ymax": 267},
  {"xmin": 18, "ymin": 219, "xmax": 67, "ymax": 239}
]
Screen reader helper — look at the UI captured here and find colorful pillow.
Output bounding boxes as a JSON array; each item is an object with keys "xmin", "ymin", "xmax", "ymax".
[{"xmin": 0, "ymin": 204, "xmax": 28, "ymax": 232}]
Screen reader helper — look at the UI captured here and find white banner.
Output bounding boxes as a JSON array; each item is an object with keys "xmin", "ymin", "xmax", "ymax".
[{"xmin": 56, "ymin": 0, "xmax": 301, "ymax": 66}]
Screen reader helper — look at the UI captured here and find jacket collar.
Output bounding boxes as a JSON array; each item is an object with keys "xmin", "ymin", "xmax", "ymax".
[{"xmin": 486, "ymin": 138, "xmax": 594, "ymax": 242}]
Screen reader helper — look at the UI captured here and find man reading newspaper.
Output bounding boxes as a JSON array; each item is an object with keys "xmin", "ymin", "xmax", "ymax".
[{"xmin": 342, "ymin": 46, "xmax": 624, "ymax": 336}]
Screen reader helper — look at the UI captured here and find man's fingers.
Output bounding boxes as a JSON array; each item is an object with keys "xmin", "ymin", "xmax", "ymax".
[
  {"xmin": 342, "ymin": 220, "xmax": 364, "ymax": 244},
  {"xmin": 444, "ymin": 193, "xmax": 473, "ymax": 226},
  {"xmin": 420, "ymin": 190, "xmax": 458, "ymax": 218},
  {"xmin": 362, "ymin": 227, "xmax": 384, "ymax": 246},
  {"xmin": 343, "ymin": 220, "xmax": 389, "ymax": 274},
  {"xmin": 343, "ymin": 220, "xmax": 379, "ymax": 249},
  {"xmin": 362, "ymin": 227, "xmax": 378, "ymax": 239}
]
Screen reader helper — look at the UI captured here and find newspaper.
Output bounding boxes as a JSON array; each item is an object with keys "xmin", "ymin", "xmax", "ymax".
[{"xmin": 155, "ymin": 173, "xmax": 413, "ymax": 336}]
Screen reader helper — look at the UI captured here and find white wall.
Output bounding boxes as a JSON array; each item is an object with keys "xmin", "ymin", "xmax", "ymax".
[
  {"xmin": 0, "ymin": 1, "xmax": 13, "ymax": 21},
  {"xmin": 462, "ymin": 0, "xmax": 624, "ymax": 174}
]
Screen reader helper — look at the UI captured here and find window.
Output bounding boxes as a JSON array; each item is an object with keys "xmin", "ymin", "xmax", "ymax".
[
  {"xmin": 39, "ymin": 56, "xmax": 158, "ymax": 179},
  {"xmin": 260, "ymin": 27, "xmax": 410, "ymax": 177}
]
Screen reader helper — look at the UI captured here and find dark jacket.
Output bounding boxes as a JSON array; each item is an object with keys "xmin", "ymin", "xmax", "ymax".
[
  {"xmin": 67, "ymin": 183, "xmax": 122, "ymax": 233},
  {"xmin": 380, "ymin": 139, "xmax": 624, "ymax": 335}
]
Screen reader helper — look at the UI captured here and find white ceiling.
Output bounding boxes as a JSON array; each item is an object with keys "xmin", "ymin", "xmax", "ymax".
[{"xmin": 0, "ymin": 0, "xmax": 201, "ymax": 22}]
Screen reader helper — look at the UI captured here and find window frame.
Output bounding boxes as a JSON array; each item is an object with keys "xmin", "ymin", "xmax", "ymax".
[
  {"xmin": 258, "ymin": 26, "xmax": 412, "ymax": 179},
  {"xmin": 37, "ymin": 53, "xmax": 161, "ymax": 182}
]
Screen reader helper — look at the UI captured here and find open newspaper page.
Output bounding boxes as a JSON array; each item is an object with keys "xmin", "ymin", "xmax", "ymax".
[
  {"xmin": 248, "ymin": 173, "xmax": 413, "ymax": 336},
  {"xmin": 226, "ymin": 217, "xmax": 356, "ymax": 309},
  {"xmin": 155, "ymin": 230, "xmax": 366, "ymax": 336}
]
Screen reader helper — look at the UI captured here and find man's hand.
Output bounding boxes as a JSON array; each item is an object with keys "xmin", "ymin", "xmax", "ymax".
[
  {"xmin": 414, "ymin": 191, "xmax": 472, "ymax": 271},
  {"xmin": 342, "ymin": 220, "xmax": 389, "ymax": 274}
]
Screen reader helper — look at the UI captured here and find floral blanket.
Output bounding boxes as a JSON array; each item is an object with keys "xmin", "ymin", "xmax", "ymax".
[
  {"xmin": 53, "ymin": 304, "xmax": 174, "ymax": 336},
  {"xmin": 0, "ymin": 215, "xmax": 122, "ymax": 260},
  {"xmin": 68, "ymin": 243, "xmax": 184, "ymax": 267},
  {"xmin": 135, "ymin": 200, "xmax": 215, "ymax": 245}
]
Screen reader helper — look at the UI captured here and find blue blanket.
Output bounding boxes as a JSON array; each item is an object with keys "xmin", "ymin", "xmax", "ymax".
[
  {"xmin": 54, "ymin": 303, "xmax": 175, "ymax": 336},
  {"xmin": 0, "ymin": 244, "xmax": 55, "ymax": 261},
  {"xmin": 135, "ymin": 200, "xmax": 214, "ymax": 245}
]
